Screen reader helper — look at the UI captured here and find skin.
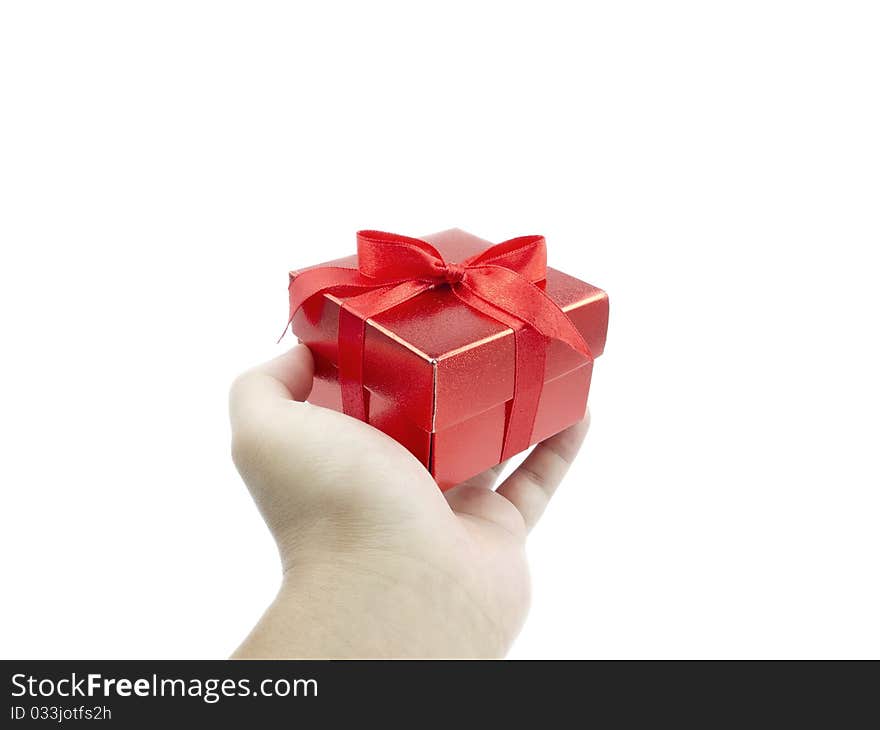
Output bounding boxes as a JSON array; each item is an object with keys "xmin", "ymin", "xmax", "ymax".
[{"xmin": 229, "ymin": 345, "xmax": 589, "ymax": 658}]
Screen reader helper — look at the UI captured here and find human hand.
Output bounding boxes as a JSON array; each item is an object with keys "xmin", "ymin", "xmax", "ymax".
[{"xmin": 229, "ymin": 345, "xmax": 589, "ymax": 658}]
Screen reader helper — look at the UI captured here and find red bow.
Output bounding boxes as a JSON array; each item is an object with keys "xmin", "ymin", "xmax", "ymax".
[{"xmin": 285, "ymin": 230, "xmax": 592, "ymax": 460}]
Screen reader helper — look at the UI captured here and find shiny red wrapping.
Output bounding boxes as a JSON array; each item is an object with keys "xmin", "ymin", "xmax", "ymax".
[{"xmin": 289, "ymin": 228, "xmax": 608, "ymax": 490}]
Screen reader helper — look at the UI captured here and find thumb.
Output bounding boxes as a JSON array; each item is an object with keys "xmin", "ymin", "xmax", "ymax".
[{"xmin": 229, "ymin": 345, "xmax": 315, "ymax": 432}]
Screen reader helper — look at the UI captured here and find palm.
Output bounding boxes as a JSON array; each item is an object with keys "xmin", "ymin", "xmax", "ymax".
[{"xmin": 230, "ymin": 345, "xmax": 587, "ymax": 656}]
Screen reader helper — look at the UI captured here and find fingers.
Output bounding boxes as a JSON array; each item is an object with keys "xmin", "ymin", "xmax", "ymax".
[
  {"xmin": 445, "ymin": 482, "xmax": 528, "ymax": 538},
  {"xmin": 495, "ymin": 414, "xmax": 590, "ymax": 533},
  {"xmin": 443, "ymin": 460, "xmax": 524, "ymax": 535},
  {"xmin": 229, "ymin": 345, "xmax": 314, "ymax": 431},
  {"xmin": 448, "ymin": 459, "xmax": 510, "ymax": 493}
]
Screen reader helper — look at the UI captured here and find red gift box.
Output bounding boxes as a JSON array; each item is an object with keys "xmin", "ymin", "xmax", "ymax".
[{"xmin": 286, "ymin": 228, "xmax": 608, "ymax": 490}]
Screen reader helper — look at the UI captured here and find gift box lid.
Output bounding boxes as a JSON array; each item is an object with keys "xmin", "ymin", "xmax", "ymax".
[{"xmin": 291, "ymin": 228, "xmax": 608, "ymax": 433}]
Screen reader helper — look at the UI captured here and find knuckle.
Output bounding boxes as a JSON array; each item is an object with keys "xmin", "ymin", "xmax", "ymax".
[{"xmin": 519, "ymin": 463, "xmax": 550, "ymax": 492}]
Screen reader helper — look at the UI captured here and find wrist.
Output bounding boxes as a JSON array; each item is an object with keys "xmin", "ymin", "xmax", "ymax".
[{"xmin": 235, "ymin": 550, "xmax": 509, "ymax": 658}]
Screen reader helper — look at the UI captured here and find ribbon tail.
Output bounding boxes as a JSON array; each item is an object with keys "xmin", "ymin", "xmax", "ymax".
[
  {"xmin": 464, "ymin": 265, "xmax": 593, "ymax": 360},
  {"xmin": 281, "ymin": 266, "xmax": 381, "ymax": 343},
  {"xmin": 454, "ymin": 266, "xmax": 593, "ymax": 460}
]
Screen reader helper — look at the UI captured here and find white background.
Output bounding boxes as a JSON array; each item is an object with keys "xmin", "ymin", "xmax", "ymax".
[{"xmin": 1, "ymin": 1, "xmax": 878, "ymax": 659}]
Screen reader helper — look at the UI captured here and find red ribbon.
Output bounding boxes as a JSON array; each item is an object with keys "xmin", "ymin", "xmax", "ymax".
[{"xmin": 285, "ymin": 230, "xmax": 592, "ymax": 460}]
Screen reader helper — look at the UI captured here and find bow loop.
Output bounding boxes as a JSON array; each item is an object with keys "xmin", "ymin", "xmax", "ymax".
[
  {"xmin": 355, "ymin": 230, "xmax": 548, "ymax": 288},
  {"xmin": 356, "ymin": 230, "xmax": 445, "ymax": 281},
  {"xmin": 462, "ymin": 235, "xmax": 547, "ymax": 283}
]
